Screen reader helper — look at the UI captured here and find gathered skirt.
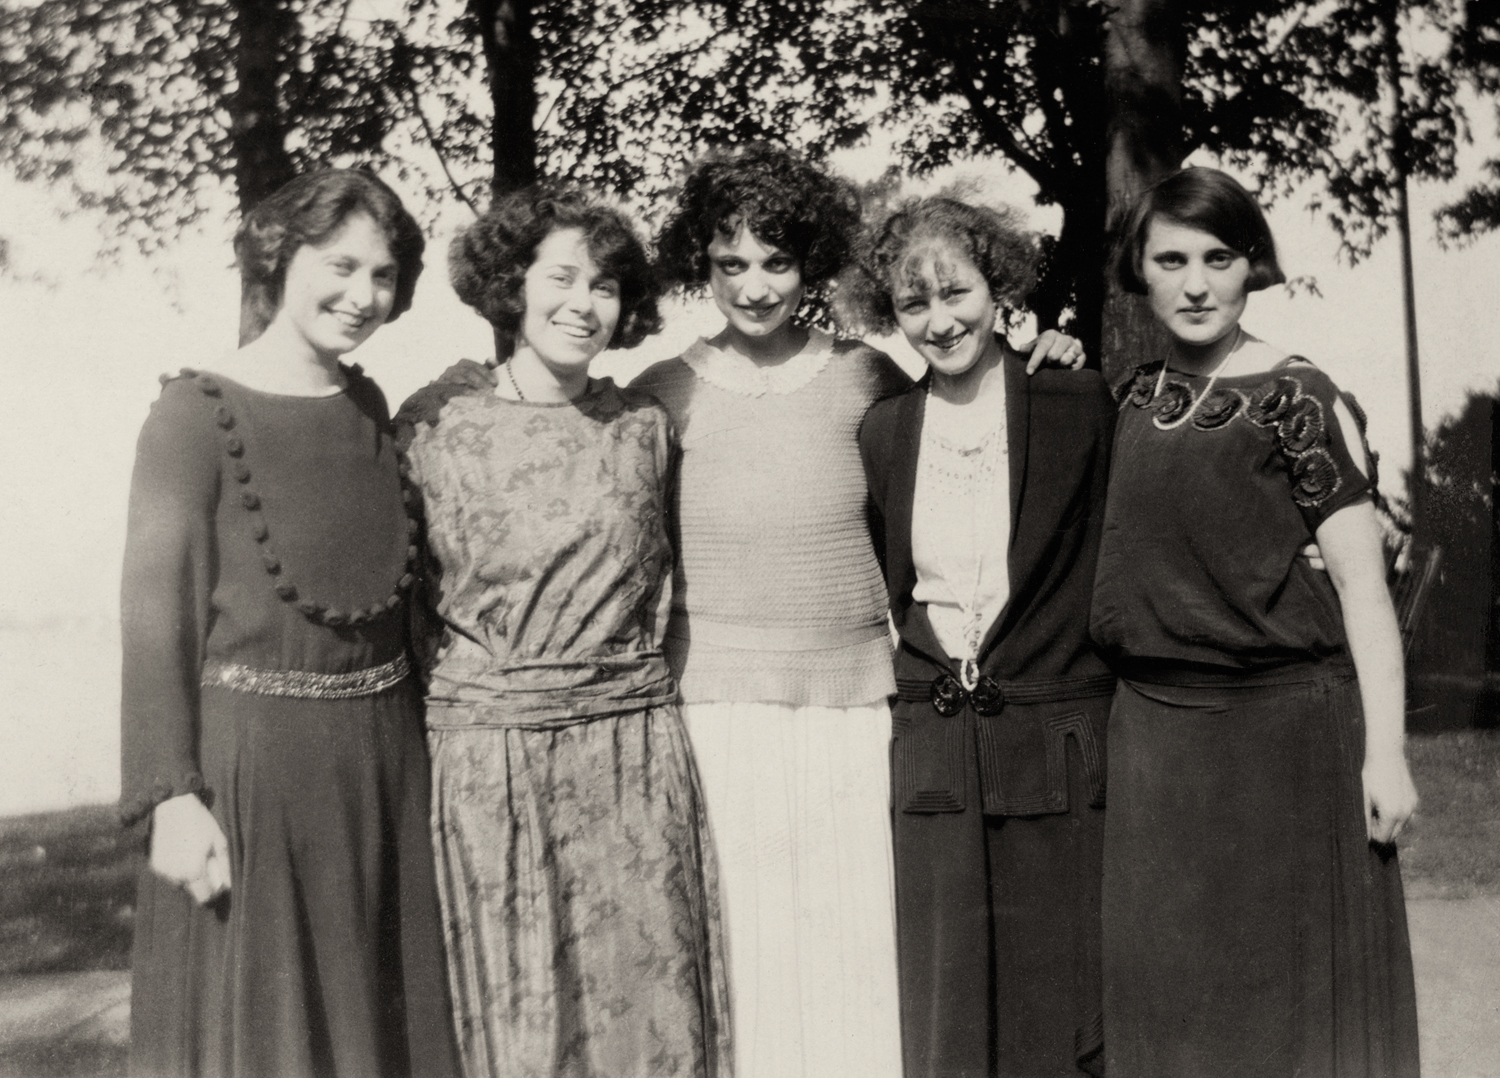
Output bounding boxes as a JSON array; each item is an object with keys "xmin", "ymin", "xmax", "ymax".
[
  {"xmin": 129, "ymin": 680, "xmax": 457, "ymax": 1078},
  {"xmin": 1102, "ymin": 669, "xmax": 1420, "ymax": 1078},
  {"xmin": 428, "ymin": 704, "xmax": 730, "ymax": 1078},
  {"xmin": 683, "ymin": 700, "xmax": 902, "ymax": 1078}
]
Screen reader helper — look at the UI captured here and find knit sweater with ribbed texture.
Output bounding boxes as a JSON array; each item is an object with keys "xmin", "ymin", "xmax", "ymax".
[{"xmin": 632, "ymin": 331, "xmax": 911, "ymax": 707}]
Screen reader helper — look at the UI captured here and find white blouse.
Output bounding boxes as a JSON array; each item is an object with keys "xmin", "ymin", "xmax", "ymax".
[{"xmin": 910, "ymin": 387, "xmax": 1011, "ymax": 679}]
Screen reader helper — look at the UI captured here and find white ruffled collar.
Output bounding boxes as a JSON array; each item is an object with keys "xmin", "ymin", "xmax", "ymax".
[{"xmin": 681, "ymin": 327, "xmax": 835, "ymax": 398}]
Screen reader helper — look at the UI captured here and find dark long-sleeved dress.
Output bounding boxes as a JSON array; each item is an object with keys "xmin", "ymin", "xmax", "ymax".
[
  {"xmin": 1091, "ymin": 359, "xmax": 1420, "ymax": 1078},
  {"xmin": 122, "ymin": 367, "xmax": 457, "ymax": 1078}
]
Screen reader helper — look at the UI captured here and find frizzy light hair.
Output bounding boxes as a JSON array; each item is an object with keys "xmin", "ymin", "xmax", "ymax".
[
  {"xmin": 448, "ymin": 183, "xmax": 663, "ymax": 352},
  {"xmin": 233, "ymin": 169, "xmax": 425, "ymax": 346},
  {"xmin": 837, "ymin": 195, "xmax": 1040, "ymax": 336},
  {"xmin": 654, "ymin": 143, "xmax": 862, "ymax": 292},
  {"xmin": 1114, "ymin": 166, "xmax": 1286, "ymax": 295}
]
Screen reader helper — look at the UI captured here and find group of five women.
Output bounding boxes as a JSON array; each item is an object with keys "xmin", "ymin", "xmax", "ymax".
[{"xmin": 121, "ymin": 143, "xmax": 1420, "ymax": 1078}]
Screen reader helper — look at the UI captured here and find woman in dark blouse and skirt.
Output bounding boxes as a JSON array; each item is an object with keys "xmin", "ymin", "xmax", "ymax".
[
  {"xmin": 122, "ymin": 171, "xmax": 457, "ymax": 1078},
  {"xmin": 1092, "ymin": 166, "xmax": 1420, "ymax": 1078}
]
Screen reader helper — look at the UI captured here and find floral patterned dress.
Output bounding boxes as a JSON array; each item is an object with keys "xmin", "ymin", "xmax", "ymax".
[
  {"xmin": 397, "ymin": 379, "xmax": 730, "ymax": 1078},
  {"xmin": 1091, "ymin": 359, "xmax": 1419, "ymax": 1078}
]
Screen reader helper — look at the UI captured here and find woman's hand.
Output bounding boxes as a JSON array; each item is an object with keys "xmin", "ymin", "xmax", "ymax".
[
  {"xmin": 1019, "ymin": 329, "xmax": 1087, "ymax": 374},
  {"xmin": 150, "ymin": 793, "xmax": 231, "ymax": 904},
  {"xmin": 1363, "ymin": 753, "xmax": 1419, "ymax": 845}
]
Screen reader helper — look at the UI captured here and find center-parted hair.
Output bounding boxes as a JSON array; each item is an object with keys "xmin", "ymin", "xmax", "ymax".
[
  {"xmin": 838, "ymin": 196, "xmax": 1040, "ymax": 336},
  {"xmin": 234, "ymin": 169, "xmax": 425, "ymax": 346},
  {"xmin": 449, "ymin": 183, "xmax": 663, "ymax": 352},
  {"xmin": 654, "ymin": 143, "xmax": 861, "ymax": 292},
  {"xmin": 1114, "ymin": 166, "xmax": 1285, "ymax": 294}
]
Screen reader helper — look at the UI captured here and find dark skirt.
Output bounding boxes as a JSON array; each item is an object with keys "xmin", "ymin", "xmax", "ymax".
[
  {"xmin": 128, "ymin": 681, "xmax": 458, "ymax": 1078},
  {"xmin": 1102, "ymin": 668, "xmax": 1419, "ymax": 1078},
  {"xmin": 892, "ymin": 694, "xmax": 1109, "ymax": 1078}
]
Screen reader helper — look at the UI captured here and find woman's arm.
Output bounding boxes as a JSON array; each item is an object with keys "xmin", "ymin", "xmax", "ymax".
[
  {"xmin": 1315, "ymin": 497, "xmax": 1419, "ymax": 844},
  {"xmin": 121, "ymin": 380, "xmax": 231, "ymax": 902}
]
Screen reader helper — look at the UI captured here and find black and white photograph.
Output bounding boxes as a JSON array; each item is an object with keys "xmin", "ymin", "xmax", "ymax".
[{"xmin": 1, "ymin": 2, "xmax": 1497, "ymax": 1076}]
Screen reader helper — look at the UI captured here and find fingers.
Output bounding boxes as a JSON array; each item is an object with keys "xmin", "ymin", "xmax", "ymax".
[
  {"xmin": 1300, "ymin": 542, "xmax": 1326, "ymax": 572},
  {"xmin": 1020, "ymin": 330, "xmax": 1087, "ymax": 374},
  {"xmin": 204, "ymin": 830, "xmax": 232, "ymax": 899}
]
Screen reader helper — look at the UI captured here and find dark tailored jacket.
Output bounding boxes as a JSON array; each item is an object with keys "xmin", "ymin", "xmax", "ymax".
[{"xmin": 860, "ymin": 355, "xmax": 1117, "ymax": 818}]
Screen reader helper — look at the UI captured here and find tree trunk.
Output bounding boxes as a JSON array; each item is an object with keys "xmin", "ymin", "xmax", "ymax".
[
  {"xmin": 474, "ymin": 0, "xmax": 539, "ymax": 200},
  {"xmin": 1099, "ymin": 0, "xmax": 1185, "ymax": 386},
  {"xmin": 232, "ymin": 0, "xmax": 297, "ymax": 341}
]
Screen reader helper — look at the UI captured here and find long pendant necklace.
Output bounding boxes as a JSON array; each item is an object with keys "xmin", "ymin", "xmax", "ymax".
[{"xmin": 1152, "ymin": 326, "xmax": 1243, "ymax": 430}]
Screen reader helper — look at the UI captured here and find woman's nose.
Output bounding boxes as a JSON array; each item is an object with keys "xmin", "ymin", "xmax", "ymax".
[
  {"xmin": 1183, "ymin": 261, "xmax": 1209, "ymax": 298},
  {"xmin": 740, "ymin": 271, "xmax": 773, "ymax": 302},
  {"xmin": 346, "ymin": 272, "xmax": 375, "ymax": 310}
]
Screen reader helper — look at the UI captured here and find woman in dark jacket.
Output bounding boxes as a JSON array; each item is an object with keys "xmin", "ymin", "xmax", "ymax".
[{"xmin": 847, "ymin": 195, "xmax": 1114, "ymax": 1078}]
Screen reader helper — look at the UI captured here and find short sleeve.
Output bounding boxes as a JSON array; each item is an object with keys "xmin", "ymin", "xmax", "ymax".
[
  {"xmin": 119, "ymin": 380, "xmax": 221, "ymax": 825},
  {"xmin": 1269, "ymin": 365, "xmax": 1373, "ymax": 532}
]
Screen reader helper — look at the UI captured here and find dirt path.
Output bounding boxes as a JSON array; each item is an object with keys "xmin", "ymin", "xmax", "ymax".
[{"xmin": 0, "ymin": 898, "xmax": 1494, "ymax": 1077}]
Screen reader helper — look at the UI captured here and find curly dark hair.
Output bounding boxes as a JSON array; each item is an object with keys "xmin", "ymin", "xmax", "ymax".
[
  {"xmin": 837, "ymin": 196, "xmax": 1040, "ymax": 335},
  {"xmin": 449, "ymin": 183, "xmax": 663, "ymax": 353},
  {"xmin": 234, "ymin": 169, "xmax": 425, "ymax": 346},
  {"xmin": 1114, "ymin": 166, "xmax": 1285, "ymax": 294},
  {"xmin": 654, "ymin": 143, "xmax": 861, "ymax": 293}
]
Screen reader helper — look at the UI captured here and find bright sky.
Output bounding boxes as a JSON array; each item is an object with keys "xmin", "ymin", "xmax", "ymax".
[{"xmin": 2, "ymin": 135, "xmax": 1499, "ymax": 812}]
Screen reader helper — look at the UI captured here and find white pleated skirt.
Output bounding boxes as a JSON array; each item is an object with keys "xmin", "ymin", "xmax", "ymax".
[{"xmin": 682, "ymin": 699, "xmax": 902, "ymax": 1078}]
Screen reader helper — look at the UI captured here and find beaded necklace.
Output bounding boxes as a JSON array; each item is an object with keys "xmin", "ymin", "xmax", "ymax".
[{"xmin": 1151, "ymin": 326, "xmax": 1244, "ymax": 431}]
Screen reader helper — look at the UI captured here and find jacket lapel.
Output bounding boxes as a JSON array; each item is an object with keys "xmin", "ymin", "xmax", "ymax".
[
  {"xmin": 977, "ymin": 352, "xmax": 1030, "ymax": 660},
  {"xmin": 887, "ymin": 374, "xmax": 951, "ymax": 670}
]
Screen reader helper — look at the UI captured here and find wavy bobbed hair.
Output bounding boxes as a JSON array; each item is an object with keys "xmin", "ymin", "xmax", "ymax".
[
  {"xmin": 654, "ymin": 143, "xmax": 861, "ymax": 293},
  {"xmin": 449, "ymin": 184, "xmax": 663, "ymax": 353},
  {"xmin": 1115, "ymin": 166, "xmax": 1285, "ymax": 294},
  {"xmin": 233, "ymin": 169, "xmax": 425, "ymax": 346},
  {"xmin": 838, "ymin": 196, "xmax": 1040, "ymax": 336}
]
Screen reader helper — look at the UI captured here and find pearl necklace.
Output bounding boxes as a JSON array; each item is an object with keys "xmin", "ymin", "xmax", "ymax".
[
  {"xmin": 1151, "ymin": 326, "xmax": 1243, "ymax": 430},
  {"xmin": 506, "ymin": 359, "xmax": 526, "ymax": 401}
]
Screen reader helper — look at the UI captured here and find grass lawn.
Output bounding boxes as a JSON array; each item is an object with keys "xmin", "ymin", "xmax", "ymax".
[
  {"xmin": 0, "ymin": 805, "xmax": 139, "ymax": 976},
  {"xmin": 1402, "ymin": 729, "xmax": 1500, "ymax": 899},
  {"xmin": 0, "ymin": 729, "xmax": 1494, "ymax": 976}
]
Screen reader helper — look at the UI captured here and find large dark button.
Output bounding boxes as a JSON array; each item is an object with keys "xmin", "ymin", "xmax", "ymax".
[
  {"xmin": 930, "ymin": 673, "xmax": 966, "ymax": 716},
  {"xmin": 970, "ymin": 676, "xmax": 1005, "ymax": 715}
]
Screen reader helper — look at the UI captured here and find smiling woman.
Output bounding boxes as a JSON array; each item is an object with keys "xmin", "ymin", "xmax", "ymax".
[
  {"xmin": 394, "ymin": 183, "xmax": 729, "ymax": 1078},
  {"xmin": 120, "ymin": 169, "xmax": 458, "ymax": 1078}
]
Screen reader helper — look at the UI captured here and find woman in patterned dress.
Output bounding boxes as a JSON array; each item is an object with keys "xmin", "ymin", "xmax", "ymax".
[
  {"xmin": 122, "ymin": 170, "xmax": 458, "ymax": 1078},
  {"xmin": 1092, "ymin": 166, "xmax": 1421, "ymax": 1077},
  {"xmin": 395, "ymin": 184, "xmax": 729, "ymax": 1078},
  {"xmin": 630, "ymin": 145, "xmax": 1084, "ymax": 1078}
]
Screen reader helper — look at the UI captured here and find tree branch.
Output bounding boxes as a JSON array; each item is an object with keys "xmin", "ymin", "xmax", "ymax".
[{"xmin": 393, "ymin": 75, "xmax": 480, "ymax": 217}]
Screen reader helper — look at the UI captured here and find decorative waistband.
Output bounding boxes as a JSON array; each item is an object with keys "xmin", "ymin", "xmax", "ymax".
[
  {"xmin": 668, "ymin": 613, "xmax": 890, "ymax": 653},
  {"xmin": 201, "ymin": 654, "xmax": 411, "ymax": 700}
]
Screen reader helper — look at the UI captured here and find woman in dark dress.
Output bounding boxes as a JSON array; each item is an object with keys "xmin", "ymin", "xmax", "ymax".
[
  {"xmin": 847, "ymin": 196, "xmax": 1112, "ymax": 1078},
  {"xmin": 1092, "ymin": 166, "xmax": 1420, "ymax": 1078},
  {"xmin": 122, "ymin": 170, "xmax": 457, "ymax": 1078}
]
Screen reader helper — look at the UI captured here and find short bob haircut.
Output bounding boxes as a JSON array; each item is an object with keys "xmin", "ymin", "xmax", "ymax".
[
  {"xmin": 654, "ymin": 143, "xmax": 861, "ymax": 292},
  {"xmin": 838, "ymin": 196, "xmax": 1040, "ymax": 336},
  {"xmin": 449, "ymin": 183, "xmax": 663, "ymax": 353},
  {"xmin": 1115, "ymin": 166, "xmax": 1285, "ymax": 295},
  {"xmin": 234, "ymin": 169, "xmax": 425, "ymax": 346}
]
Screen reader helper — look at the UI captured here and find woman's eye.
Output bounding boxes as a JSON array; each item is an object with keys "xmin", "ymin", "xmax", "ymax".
[
  {"xmin": 1206, "ymin": 251, "xmax": 1237, "ymax": 268},
  {"xmin": 593, "ymin": 280, "xmax": 620, "ymax": 298},
  {"xmin": 1153, "ymin": 254, "xmax": 1185, "ymax": 269},
  {"xmin": 716, "ymin": 260, "xmax": 745, "ymax": 275},
  {"xmin": 765, "ymin": 259, "xmax": 794, "ymax": 274}
]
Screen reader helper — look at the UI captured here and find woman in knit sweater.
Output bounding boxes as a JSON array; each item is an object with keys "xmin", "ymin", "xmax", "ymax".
[{"xmin": 631, "ymin": 144, "xmax": 1083, "ymax": 1078}]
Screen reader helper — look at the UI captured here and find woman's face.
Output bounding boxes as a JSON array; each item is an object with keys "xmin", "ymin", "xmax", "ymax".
[
  {"xmin": 518, "ymin": 227, "xmax": 622, "ymax": 374},
  {"xmin": 890, "ymin": 239, "xmax": 999, "ymax": 380},
  {"xmin": 1140, "ymin": 216, "xmax": 1251, "ymax": 348},
  {"xmin": 706, "ymin": 218, "xmax": 804, "ymax": 341},
  {"xmin": 277, "ymin": 211, "xmax": 398, "ymax": 359}
]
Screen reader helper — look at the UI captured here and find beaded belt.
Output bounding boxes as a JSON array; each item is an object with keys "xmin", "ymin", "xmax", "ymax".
[
  {"xmin": 201, "ymin": 654, "xmax": 411, "ymax": 700},
  {"xmin": 896, "ymin": 672, "xmax": 1116, "ymax": 716}
]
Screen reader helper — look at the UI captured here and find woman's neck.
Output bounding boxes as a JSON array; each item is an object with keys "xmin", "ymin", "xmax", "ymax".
[
  {"xmin": 711, "ymin": 321, "xmax": 809, "ymax": 367},
  {"xmin": 929, "ymin": 335, "xmax": 1006, "ymax": 407},
  {"xmin": 1167, "ymin": 323, "xmax": 1244, "ymax": 378},
  {"xmin": 220, "ymin": 327, "xmax": 347, "ymax": 396},
  {"xmin": 504, "ymin": 346, "xmax": 590, "ymax": 403}
]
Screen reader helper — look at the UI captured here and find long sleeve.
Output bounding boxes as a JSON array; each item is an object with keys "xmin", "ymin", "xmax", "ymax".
[{"xmin": 119, "ymin": 382, "xmax": 220, "ymax": 825}]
